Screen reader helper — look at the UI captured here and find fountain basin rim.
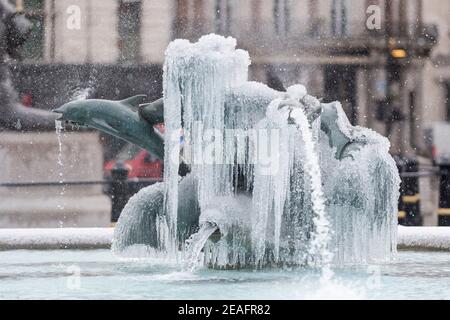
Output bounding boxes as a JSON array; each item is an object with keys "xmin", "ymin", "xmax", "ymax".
[
  {"xmin": 0, "ymin": 227, "xmax": 113, "ymax": 250},
  {"xmin": 0, "ymin": 226, "xmax": 448, "ymax": 251}
]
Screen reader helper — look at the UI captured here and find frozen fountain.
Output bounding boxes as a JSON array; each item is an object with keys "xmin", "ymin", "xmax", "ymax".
[{"xmin": 54, "ymin": 34, "xmax": 400, "ymax": 269}]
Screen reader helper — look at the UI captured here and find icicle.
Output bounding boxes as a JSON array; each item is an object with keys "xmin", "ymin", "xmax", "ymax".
[
  {"xmin": 251, "ymin": 91, "xmax": 332, "ymax": 269},
  {"xmin": 163, "ymin": 34, "xmax": 250, "ymax": 257}
]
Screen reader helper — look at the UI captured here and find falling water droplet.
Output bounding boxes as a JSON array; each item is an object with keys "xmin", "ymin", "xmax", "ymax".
[{"xmin": 55, "ymin": 120, "xmax": 67, "ymax": 227}]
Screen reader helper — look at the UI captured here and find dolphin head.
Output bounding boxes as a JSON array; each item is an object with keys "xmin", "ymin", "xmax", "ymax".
[
  {"xmin": 320, "ymin": 101, "xmax": 358, "ymax": 160},
  {"xmin": 320, "ymin": 101, "xmax": 352, "ymax": 140},
  {"xmin": 52, "ymin": 100, "xmax": 91, "ymax": 126}
]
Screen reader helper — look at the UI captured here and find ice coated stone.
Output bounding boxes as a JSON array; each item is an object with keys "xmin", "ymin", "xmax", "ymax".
[{"xmin": 113, "ymin": 34, "xmax": 400, "ymax": 269}]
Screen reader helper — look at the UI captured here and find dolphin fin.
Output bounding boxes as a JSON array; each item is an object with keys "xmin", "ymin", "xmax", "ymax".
[{"xmin": 120, "ymin": 95, "xmax": 148, "ymax": 111}]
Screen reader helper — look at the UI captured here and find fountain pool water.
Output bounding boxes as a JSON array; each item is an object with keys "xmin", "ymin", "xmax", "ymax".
[{"xmin": 0, "ymin": 249, "xmax": 449, "ymax": 300}]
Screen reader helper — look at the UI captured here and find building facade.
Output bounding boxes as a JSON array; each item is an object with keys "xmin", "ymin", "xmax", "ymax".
[{"xmin": 13, "ymin": 0, "xmax": 450, "ymax": 158}]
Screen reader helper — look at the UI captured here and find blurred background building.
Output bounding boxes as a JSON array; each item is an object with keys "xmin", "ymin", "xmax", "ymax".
[
  {"xmin": 11, "ymin": 0, "xmax": 449, "ymax": 157},
  {"xmin": 3, "ymin": 0, "xmax": 450, "ymax": 225}
]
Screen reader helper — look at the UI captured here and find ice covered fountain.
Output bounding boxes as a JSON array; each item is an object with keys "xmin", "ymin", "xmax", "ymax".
[{"xmin": 54, "ymin": 34, "xmax": 400, "ymax": 269}]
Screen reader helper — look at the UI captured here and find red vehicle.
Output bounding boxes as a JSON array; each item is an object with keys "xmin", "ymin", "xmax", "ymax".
[
  {"xmin": 104, "ymin": 144, "xmax": 163, "ymax": 179},
  {"xmin": 104, "ymin": 124, "xmax": 165, "ymax": 179}
]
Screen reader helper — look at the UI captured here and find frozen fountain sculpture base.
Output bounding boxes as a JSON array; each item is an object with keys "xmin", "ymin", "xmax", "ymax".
[{"xmin": 55, "ymin": 35, "xmax": 400, "ymax": 268}]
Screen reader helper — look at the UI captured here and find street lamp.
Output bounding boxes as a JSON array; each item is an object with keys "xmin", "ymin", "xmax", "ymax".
[{"xmin": 390, "ymin": 48, "xmax": 408, "ymax": 59}]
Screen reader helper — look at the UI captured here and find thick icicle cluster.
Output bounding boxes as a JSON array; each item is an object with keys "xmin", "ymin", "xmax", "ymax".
[
  {"xmin": 250, "ymin": 86, "xmax": 333, "ymax": 268},
  {"xmin": 318, "ymin": 116, "xmax": 400, "ymax": 265},
  {"xmin": 163, "ymin": 34, "xmax": 250, "ymax": 255},
  {"xmin": 198, "ymin": 84, "xmax": 333, "ymax": 269}
]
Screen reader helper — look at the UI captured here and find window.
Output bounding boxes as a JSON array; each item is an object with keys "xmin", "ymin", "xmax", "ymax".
[
  {"xmin": 446, "ymin": 83, "xmax": 450, "ymax": 122},
  {"xmin": 215, "ymin": 0, "xmax": 231, "ymax": 35},
  {"xmin": 274, "ymin": 0, "xmax": 290, "ymax": 35},
  {"xmin": 118, "ymin": 0, "xmax": 142, "ymax": 63},
  {"xmin": 174, "ymin": 0, "xmax": 190, "ymax": 38},
  {"xmin": 331, "ymin": 0, "xmax": 348, "ymax": 37},
  {"xmin": 173, "ymin": 0, "xmax": 205, "ymax": 39},
  {"xmin": 17, "ymin": 0, "xmax": 45, "ymax": 60},
  {"xmin": 308, "ymin": 0, "xmax": 320, "ymax": 38}
]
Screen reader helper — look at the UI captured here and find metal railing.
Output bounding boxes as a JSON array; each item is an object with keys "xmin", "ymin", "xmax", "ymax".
[
  {"xmin": 0, "ymin": 166, "xmax": 162, "ymax": 223},
  {"xmin": 0, "ymin": 179, "xmax": 161, "ymax": 188},
  {"xmin": 1, "ymin": 165, "xmax": 449, "ymax": 226}
]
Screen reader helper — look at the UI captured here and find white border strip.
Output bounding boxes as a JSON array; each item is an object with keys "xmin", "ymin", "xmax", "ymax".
[{"xmin": 0, "ymin": 226, "xmax": 449, "ymax": 251}]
